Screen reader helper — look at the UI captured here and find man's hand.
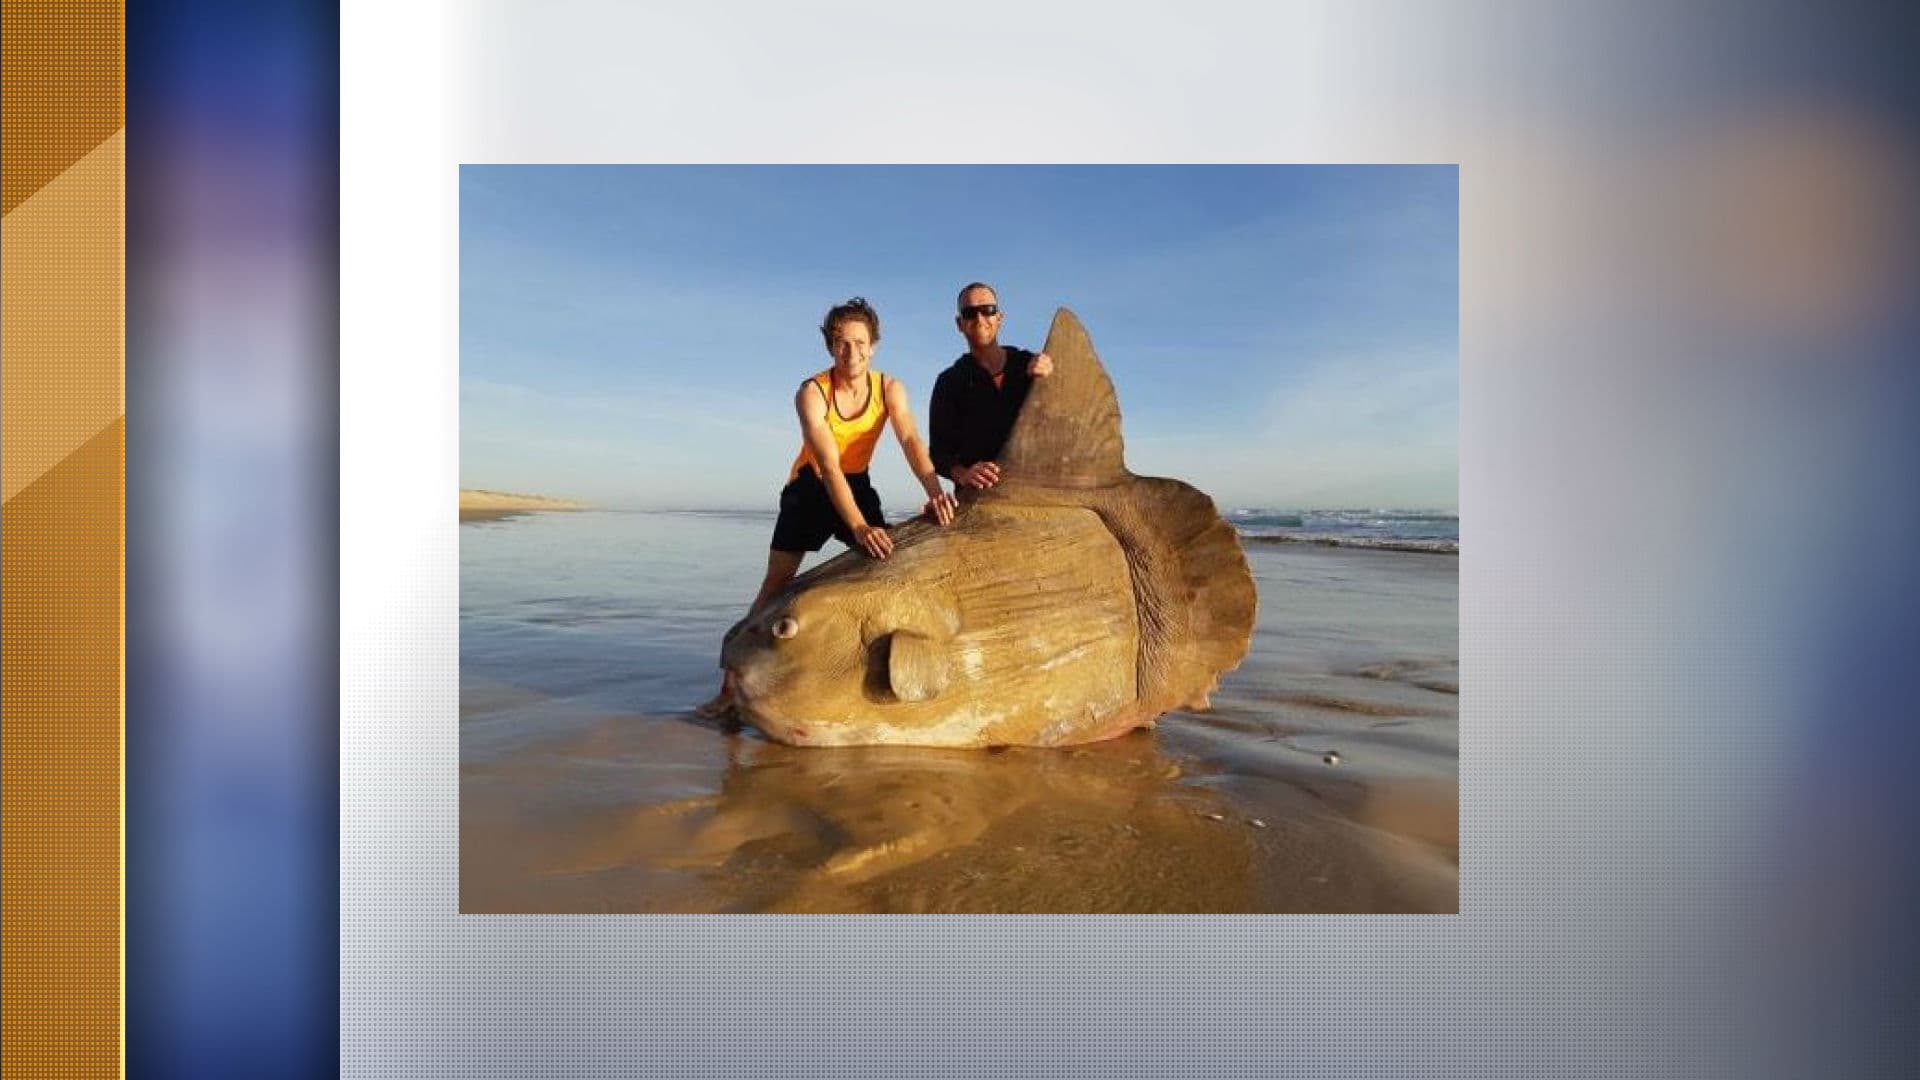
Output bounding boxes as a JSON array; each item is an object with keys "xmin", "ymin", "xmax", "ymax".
[
  {"xmin": 853, "ymin": 522, "xmax": 894, "ymax": 559},
  {"xmin": 955, "ymin": 461, "xmax": 1002, "ymax": 490},
  {"xmin": 922, "ymin": 490, "xmax": 958, "ymax": 526},
  {"xmin": 1028, "ymin": 351, "xmax": 1054, "ymax": 378}
]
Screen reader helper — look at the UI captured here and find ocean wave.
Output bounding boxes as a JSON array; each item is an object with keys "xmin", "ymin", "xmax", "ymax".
[
  {"xmin": 1227, "ymin": 507, "xmax": 1458, "ymax": 553},
  {"xmin": 1227, "ymin": 509, "xmax": 1305, "ymax": 528},
  {"xmin": 1241, "ymin": 533, "xmax": 1458, "ymax": 555}
]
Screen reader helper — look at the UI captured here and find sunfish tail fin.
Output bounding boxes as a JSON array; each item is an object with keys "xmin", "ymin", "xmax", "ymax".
[
  {"xmin": 1093, "ymin": 476, "xmax": 1257, "ymax": 713},
  {"xmin": 997, "ymin": 307, "xmax": 1128, "ymax": 487}
]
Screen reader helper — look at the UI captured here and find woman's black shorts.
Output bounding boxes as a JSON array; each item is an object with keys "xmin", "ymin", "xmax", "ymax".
[{"xmin": 770, "ymin": 467, "xmax": 886, "ymax": 554}]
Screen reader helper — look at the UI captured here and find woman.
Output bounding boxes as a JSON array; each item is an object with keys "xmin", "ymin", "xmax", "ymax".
[{"xmin": 697, "ymin": 297, "xmax": 957, "ymax": 717}]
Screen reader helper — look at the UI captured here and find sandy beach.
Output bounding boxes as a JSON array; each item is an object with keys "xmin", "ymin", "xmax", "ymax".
[
  {"xmin": 459, "ymin": 509, "xmax": 1457, "ymax": 914},
  {"xmin": 458, "ymin": 488, "xmax": 587, "ymax": 522}
]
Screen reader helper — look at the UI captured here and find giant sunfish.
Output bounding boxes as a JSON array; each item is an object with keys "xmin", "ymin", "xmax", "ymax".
[{"xmin": 719, "ymin": 308, "xmax": 1257, "ymax": 748}]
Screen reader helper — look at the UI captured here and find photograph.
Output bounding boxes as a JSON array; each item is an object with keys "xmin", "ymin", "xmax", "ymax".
[{"xmin": 457, "ymin": 165, "xmax": 1458, "ymax": 913}]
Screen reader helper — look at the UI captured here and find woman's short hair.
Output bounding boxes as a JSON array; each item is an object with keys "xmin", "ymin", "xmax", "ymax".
[{"xmin": 821, "ymin": 297, "xmax": 881, "ymax": 347}]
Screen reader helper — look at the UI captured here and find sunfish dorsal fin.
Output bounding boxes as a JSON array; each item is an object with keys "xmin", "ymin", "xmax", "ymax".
[
  {"xmin": 997, "ymin": 308, "xmax": 1128, "ymax": 487},
  {"xmin": 992, "ymin": 308, "xmax": 1256, "ymax": 719}
]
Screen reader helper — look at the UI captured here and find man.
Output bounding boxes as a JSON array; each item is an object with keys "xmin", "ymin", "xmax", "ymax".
[{"xmin": 928, "ymin": 282, "xmax": 1054, "ymax": 491}]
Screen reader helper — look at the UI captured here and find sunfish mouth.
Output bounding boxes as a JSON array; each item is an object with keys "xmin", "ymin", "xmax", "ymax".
[{"xmin": 729, "ymin": 695, "xmax": 820, "ymax": 746}]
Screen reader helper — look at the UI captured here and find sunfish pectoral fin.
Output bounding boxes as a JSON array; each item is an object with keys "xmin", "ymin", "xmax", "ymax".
[{"xmin": 886, "ymin": 630, "xmax": 951, "ymax": 703}]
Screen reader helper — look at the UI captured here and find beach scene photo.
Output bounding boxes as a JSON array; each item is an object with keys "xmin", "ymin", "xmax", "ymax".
[{"xmin": 460, "ymin": 166, "xmax": 1458, "ymax": 913}]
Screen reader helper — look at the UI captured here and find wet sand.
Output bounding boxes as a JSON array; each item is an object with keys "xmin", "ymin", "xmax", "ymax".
[{"xmin": 461, "ymin": 529, "xmax": 1457, "ymax": 914}]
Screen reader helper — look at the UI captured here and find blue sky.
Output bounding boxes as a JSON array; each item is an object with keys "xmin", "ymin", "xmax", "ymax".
[{"xmin": 460, "ymin": 165, "xmax": 1457, "ymax": 511}]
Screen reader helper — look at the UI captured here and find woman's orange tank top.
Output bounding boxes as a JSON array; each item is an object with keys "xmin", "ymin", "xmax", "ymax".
[{"xmin": 789, "ymin": 369, "xmax": 887, "ymax": 482}]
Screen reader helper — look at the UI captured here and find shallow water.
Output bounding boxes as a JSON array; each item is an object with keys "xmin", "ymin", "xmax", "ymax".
[{"xmin": 461, "ymin": 509, "xmax": 1458, "ymax": 913}]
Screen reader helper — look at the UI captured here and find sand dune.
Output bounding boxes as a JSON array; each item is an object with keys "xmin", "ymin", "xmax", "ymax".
[{"xmin": 459, "ymin": 489, "xmax": 586, "ymax": 521}]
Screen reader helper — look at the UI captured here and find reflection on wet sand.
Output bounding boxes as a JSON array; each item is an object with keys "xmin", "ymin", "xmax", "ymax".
[{"xmin": 462, "ymin": 697, "xmax": 1456, "ymax": 914}]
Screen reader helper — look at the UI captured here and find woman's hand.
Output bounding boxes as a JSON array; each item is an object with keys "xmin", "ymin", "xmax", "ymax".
[
  {"xmin": 922, "ymin": 489, "xmax": 958, "ymax": 526},
  {"xmin": 854, "ymin": 523, "xmax": 894, "ymax": 559}
]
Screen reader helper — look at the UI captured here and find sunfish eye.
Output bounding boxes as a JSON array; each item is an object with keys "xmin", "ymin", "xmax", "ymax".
[{"xmin": 771, "ymin": 616, "xmax": 799, "ymax": 640}]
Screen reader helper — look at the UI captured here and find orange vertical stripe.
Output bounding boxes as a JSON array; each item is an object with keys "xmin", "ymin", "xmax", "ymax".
[{"xmin": 1, "ymin": 1, "xmax": 125, "ymax": 1076}]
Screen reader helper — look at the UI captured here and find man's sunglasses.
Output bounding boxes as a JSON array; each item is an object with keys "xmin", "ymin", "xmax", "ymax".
[{"xmin": 958, "ymin": 303, "xmax": 1000, "ymax": 321}]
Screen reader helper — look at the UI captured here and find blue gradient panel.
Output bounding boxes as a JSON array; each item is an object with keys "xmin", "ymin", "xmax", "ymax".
[
  {"xmin": 127, "ymin": 1, "xmax": 338, "ymax": 1076},
  {"xmin": 1755, "ymin": 312, "xmax": 1920, "ymax": 1077}
]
